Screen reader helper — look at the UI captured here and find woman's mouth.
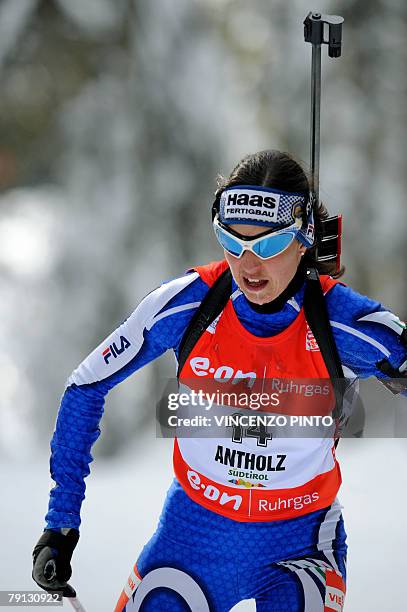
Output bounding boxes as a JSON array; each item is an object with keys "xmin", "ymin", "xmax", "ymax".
[{"xmin": 242, "ymin": 277, "xmax": 268, "ymax": 291}]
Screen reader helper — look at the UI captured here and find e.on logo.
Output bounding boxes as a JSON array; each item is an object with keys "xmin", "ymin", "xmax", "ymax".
[
  {"xmin": 187, "ymin": 470, "xmax": 242, "ymax": 511},
  {"xmin": 189, "ymin": 357, "xmax": 256, "ymax": 388}
]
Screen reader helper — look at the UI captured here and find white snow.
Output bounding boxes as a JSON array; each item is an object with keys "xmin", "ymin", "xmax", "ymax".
[{"xmin": 1, "ymin": 435, "xmax": 406, "ymax": 610}]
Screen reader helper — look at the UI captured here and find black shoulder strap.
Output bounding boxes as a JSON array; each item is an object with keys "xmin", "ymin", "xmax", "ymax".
[
  {"xmin": 177, "ymin": 268, "xmax": 232, "ymax": 377},
  {"xmin": 303, "ymin": 267, "xmax": 345, "ymax": 419}
]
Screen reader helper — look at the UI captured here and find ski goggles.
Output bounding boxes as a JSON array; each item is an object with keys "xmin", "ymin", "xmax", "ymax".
[{"xmin": 213, "ymin": 215, "xmax": 302, "ymax": 260}]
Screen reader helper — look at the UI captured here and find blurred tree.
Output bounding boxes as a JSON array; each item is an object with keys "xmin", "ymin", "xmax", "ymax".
[
  {"xmin": 0, "ymin": 0, "xmax": 129, "ymax": 189},
  {"xmin": 0, "ymin": 0, "xmax": 405, "ymax": 459}
]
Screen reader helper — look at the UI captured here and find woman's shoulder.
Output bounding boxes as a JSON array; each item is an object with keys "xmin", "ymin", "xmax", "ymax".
[
  {"xmin": 190, "ymin": 259, "xmax": 229, "ymax": 287},
  {"xmin": 323, "ymin": 279, "xmax": 385, "ymax": 323}
]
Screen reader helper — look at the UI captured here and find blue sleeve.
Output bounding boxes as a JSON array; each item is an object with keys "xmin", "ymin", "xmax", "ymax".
[
  {"xmin": 325, "ymin": 283, "xmax": 407, "ymax": 380},
  {"xmin": 45, "ymin": 272, "xmax": 209, "ymax": 530}
]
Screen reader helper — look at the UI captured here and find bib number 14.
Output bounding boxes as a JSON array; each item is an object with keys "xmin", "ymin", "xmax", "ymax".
[{"xmin": 230, "ymin": 413, "xmax": 272, "ymax": 447}]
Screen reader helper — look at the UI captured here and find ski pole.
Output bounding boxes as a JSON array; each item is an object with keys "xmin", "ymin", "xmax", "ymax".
[
  {"xmin": 303, "ymin": 11, "xmax": 344, "ymax": 206},
  {"xmin": 43, "ymin": 558, "xmax": 88, "ymax": 611},
  {"xmin": 66, "ymin": 596, "xmax": 88, "ymax": 612}
]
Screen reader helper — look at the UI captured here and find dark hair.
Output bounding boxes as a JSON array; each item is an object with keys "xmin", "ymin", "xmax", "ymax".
[{"xmin": 215, "ymin": 149, "xmax": 344, "ymax": 278}]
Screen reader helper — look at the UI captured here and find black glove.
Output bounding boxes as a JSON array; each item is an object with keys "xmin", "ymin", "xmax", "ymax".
[{"xmin": 32, "ymin": 528, "xmax": 79, "ymax": 597}]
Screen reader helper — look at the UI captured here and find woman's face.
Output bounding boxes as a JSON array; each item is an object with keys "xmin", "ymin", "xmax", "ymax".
[{"xmin": 224, "ymin": 224, "xmax": 306, "ymax": 305}]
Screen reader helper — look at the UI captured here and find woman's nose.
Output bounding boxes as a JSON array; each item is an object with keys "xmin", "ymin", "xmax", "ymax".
[{"xmin": 241, "ymin": 249, "xmax": 262, "ymax": 272}]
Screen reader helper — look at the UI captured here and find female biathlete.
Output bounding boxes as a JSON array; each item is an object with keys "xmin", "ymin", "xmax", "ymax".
[{"xmin": 33, "ymin": 150, "xmax": 407, "ymax": 611}]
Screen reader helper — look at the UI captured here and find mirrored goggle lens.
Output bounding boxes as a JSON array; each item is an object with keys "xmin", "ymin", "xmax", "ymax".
[
  {"xmin": 252, "ymin": 232, "xmax": 296, "ymax": 258},
  {"xmin": 214, "ymin": 223, "xmax": 298, "ymax": 259},
  {"xmin": 214, "ymin": 225, "xmax": 244, "ymax": 256}
]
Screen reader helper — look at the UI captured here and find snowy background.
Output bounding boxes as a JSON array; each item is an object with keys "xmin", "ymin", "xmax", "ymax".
[
  {"xmin": 2, "ymin": 439, "xmax": 407, "ymax": 610},
  {"xmin": 0, "ymin": 0, "xmax": 406, "ymax": 610}
]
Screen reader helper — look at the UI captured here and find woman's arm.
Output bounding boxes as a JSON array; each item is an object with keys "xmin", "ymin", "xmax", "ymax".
[
  {"xmin": 45, "ymin": 271, "xmax": 209, "ymax": 531},
  {"xmin": 325, "ymin": 283, "xmax": 407, "ymax": 386}
]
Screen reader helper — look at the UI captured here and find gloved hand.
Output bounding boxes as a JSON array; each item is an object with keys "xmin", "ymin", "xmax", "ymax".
[{"xmin": 32, "ymin": 528, "xmax": 79, "ymax": 597}]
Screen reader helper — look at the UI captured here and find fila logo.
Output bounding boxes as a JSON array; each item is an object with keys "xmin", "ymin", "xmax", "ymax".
[
  {"xmin": 226, "ymin": 192, "xmax": 277, "ymax": 209},
  {"xmin": 102, "ymin": 335, "xmax": 131, "ymax": 364}
]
